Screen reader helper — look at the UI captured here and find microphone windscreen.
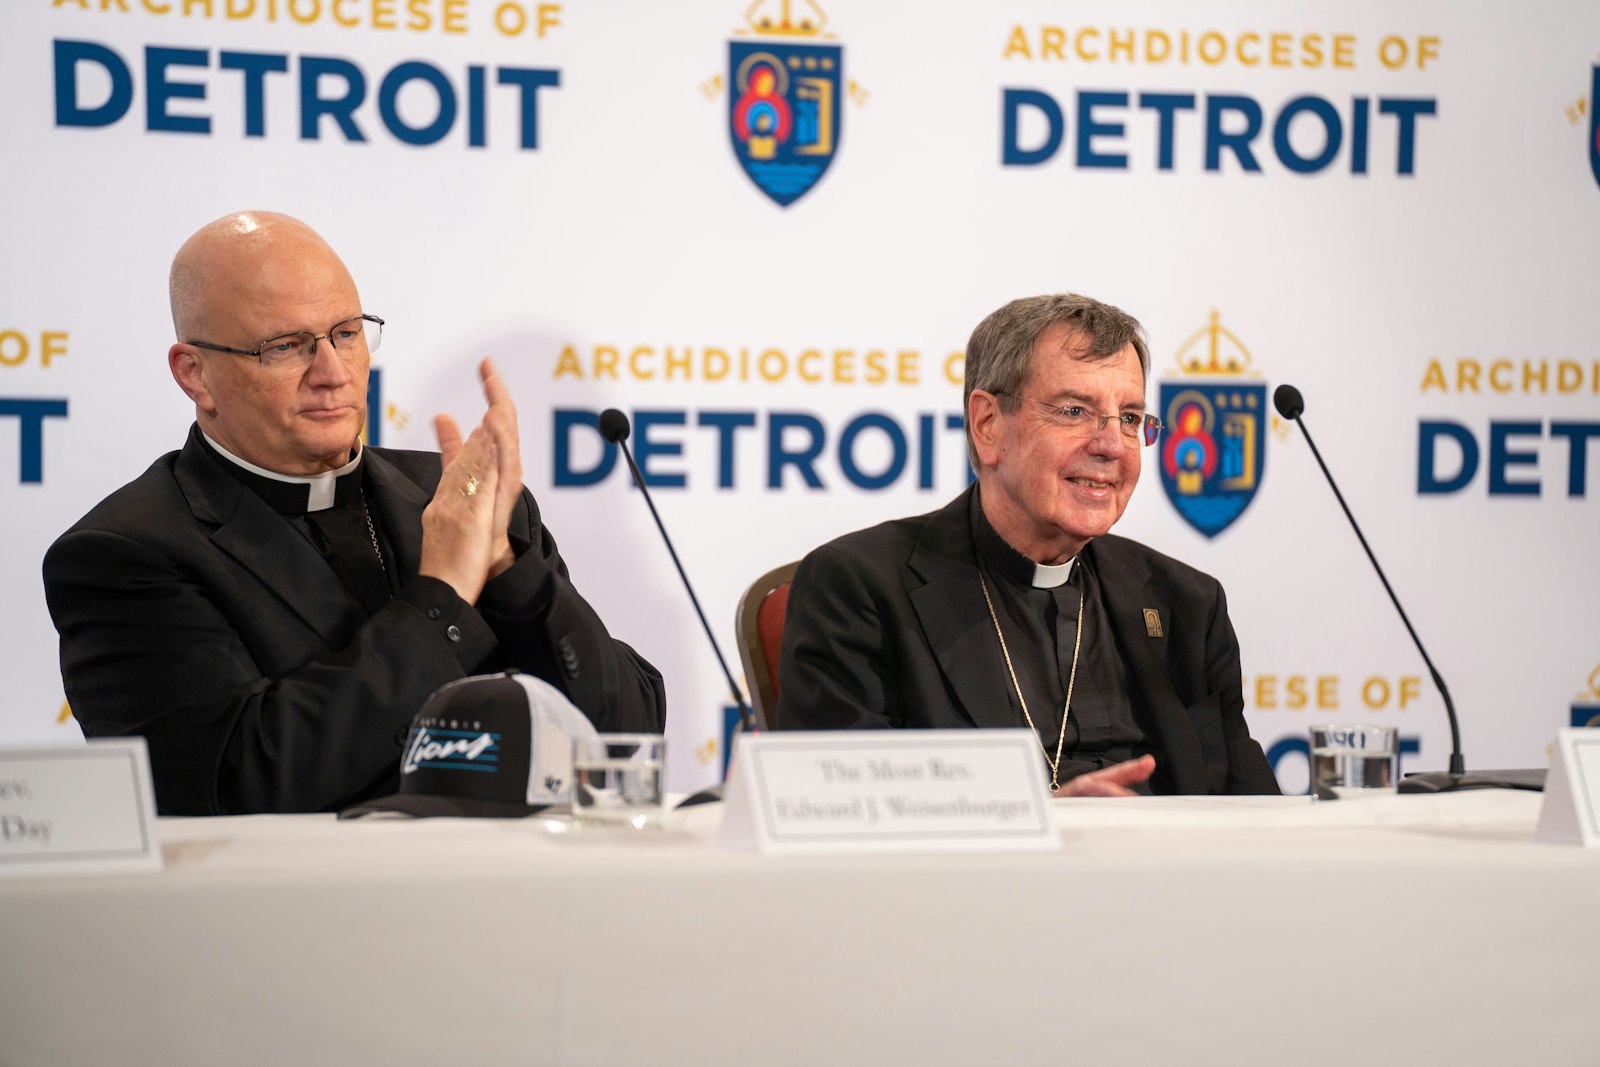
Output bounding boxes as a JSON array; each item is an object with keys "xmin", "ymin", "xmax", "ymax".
[
  {"xmin": 1273, "ymin": 384, "xmax": 1305, "ymax": 419},
  {"xmin": 598, "ymin": 408, "xmax": 631, "ymax": 444}
]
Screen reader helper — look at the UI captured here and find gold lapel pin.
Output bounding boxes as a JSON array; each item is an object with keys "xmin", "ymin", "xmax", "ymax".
[{"xmin": 1143, "ymin": 608, "xmax": 1163, "ymax": 638}]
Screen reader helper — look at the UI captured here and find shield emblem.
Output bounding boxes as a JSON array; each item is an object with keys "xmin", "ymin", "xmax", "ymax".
[
  {"xmin": 1590, "ymin": 65, "xmax": 1600, "ymax": 191},
  {"xmin": 728, "ymin": 40, "xmax": 842, "ymax": 207},
  {"xmin": 1157, "ymin": 382, "xmax": 1267, "ymax": 538}
]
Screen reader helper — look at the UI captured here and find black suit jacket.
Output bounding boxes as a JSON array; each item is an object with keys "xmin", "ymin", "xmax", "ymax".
[
  {"xmin": 776, "ymin": 487, "xmax": 1278, "ymax": 795},
  {"xmin": 44, "ymin": 426, "xmax": 664, "ymax": 815}
]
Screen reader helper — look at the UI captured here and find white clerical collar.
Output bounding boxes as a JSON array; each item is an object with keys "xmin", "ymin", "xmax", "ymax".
[
  {"xmin": 202, "ymin": 432, "xmax": 362, "ymax": 512},
  {"xmin": 1032, "ymin": 557, "xmax": 1076, "ymax": 589}
]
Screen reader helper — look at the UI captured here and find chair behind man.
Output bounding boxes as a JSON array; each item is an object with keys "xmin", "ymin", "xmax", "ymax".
[{"xmin": 734, "ymin": 560, "xmax": 797, "ymax": 730}]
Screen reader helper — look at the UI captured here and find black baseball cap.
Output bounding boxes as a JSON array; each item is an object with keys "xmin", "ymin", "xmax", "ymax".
[{"xmin": 339, "ymin": 671, "xmax": 597, "ymax": 819}]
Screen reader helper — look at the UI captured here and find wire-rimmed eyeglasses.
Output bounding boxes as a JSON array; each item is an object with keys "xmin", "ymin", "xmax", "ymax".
[
  {"xmin": 186, "ymin": 314, "xmax": 384, "ymax": 374},
  {"xmin": 995, "ymin": 390, "xmax": 1163, "ymax": 446}
]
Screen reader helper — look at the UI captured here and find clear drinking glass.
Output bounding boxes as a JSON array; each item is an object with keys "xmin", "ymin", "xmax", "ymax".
[
  {"xmin": 571, "ymin": 734, "xmax": 666, "ymax": 828},
  {"xmin": 1310, "ymin": 724, "xmax": 1399, "ymax": 799}
]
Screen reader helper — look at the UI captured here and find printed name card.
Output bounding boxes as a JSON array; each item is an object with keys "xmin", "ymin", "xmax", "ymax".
[
  {"xmin": 718, "ymin": 729, "xmax": 1057, "ymax": 853},
  {"xmin": 1535, "ymin": 728, "xmax": 1600, "ymax": 847},
  {"xmin": 0, "ymin": 739, "xmax": 162, "ymax": 878}
]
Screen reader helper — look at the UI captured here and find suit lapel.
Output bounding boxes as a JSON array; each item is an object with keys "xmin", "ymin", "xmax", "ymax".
[
  {"xmin": 1089, "ymin": 539, "xmax": 1207, "ymax": 794},
  {"xmin": 361, "ymin": 447, "xmax": 431, "ymax": 580},
  {"xmin": 907, "ymin": 489, "xmax": 1021, "ymax": 729},
  {"xmin": 174, "ymin": 428, "xmax": 361, "ymax": 646}
]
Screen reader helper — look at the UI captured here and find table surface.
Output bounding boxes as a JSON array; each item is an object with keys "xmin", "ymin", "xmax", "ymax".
[{"xmin": 3, "ymin": 791, "xmax": 1597, "ymax": 1067}]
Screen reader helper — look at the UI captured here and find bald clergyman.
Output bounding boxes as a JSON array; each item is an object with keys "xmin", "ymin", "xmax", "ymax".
[{"xmin": 43, "ymin": 212, "xmax": 664, "ymax": 815}]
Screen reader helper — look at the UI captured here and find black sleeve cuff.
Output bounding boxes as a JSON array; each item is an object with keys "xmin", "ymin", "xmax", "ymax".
[
  {"xmin": 395, "ymin": 576, "xmax": 498, "ymax": 672},
  {"xmin": 477, "ymin": 531, "xmax": 555, "ymax": 621}
]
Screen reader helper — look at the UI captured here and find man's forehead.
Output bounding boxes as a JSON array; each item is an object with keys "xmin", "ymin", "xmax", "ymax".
[
  {"xmin": 1024, "ymin": 339, "xmax": 1145, "ymax": 392},
  {"xmin": 1033, "ymin": 321, "xmax": 1097, "ymax": 357},
  {"xmin": 227, "ymin": 234, "xmax": 355, "ymax": 294}
]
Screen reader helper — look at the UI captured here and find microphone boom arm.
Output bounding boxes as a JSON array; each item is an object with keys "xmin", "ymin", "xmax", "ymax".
[
  {"xmin": 1282, "ymin": 397, "xmax": 1464, "ymax": 775},
  {"xmin": 605, "ymin": 415, "xmax": 758, "ymax": 734}
]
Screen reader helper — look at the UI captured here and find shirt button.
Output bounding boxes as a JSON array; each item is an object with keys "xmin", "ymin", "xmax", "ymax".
[
  {"xmin": 446, "ymin": 624, "xmax": 461, "ymax": 643},
  {"xmin": 426, "ymin": 608, "xmax": 442, "ymax": 620}
]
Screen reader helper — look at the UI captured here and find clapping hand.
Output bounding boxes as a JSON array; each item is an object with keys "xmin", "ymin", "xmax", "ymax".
[{"xmin": 419, "ymin": 358, "xmax": 526, "ymax": 603}]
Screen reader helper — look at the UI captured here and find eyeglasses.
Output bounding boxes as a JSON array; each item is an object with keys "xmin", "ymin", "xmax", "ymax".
[
  {"xmin": 187, "ymin": 314, "xmax": 384, "ymax": 373},
  {"xmin": 995, "ymin": 391, "xmax": 1163, "ymax": 446}
]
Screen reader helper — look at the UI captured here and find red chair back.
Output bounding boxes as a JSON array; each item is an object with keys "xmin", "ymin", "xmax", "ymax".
[{"xmin": 735, "ymin": 561, "xmax": 798, "ymax": 730}]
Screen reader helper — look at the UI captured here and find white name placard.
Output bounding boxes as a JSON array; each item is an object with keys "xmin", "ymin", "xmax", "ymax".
[
  {"xmin": 1535, "ymin": 728, "xmax": 1600, "ymax": 847},
  {"xmin": 0, "ymin": 739, "xmax": 162, "ymax": 878},
  {"xmin": 718, "ymin": 729, "xmax": 1057, "ymax": 853}
]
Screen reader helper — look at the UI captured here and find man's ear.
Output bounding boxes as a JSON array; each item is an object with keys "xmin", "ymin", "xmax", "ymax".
[
  {"xmin": 169, "ymin": 344, "xmax": 217, "ymax": 416},
  {"xmin": 968, "ymin": 389, "xmax": 1004, "ymax": 469}
]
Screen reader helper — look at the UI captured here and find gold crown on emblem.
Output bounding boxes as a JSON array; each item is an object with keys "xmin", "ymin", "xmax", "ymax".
[
  {"xmin": 1174, "ymin": 310, "xmax": 1254, "ymax": 376},
  {"xmin": 741, "ymin": 0, "xmax": 827, "ymax": 37},
  {"xmin": 1578, "ymin": 663, "xmax": 1600, "ymax": 704}
]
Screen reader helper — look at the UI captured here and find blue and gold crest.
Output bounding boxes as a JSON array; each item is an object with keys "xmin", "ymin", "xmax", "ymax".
[
  {"xmin": 728, "ymin": 2, "xmax": 842, "ymax": 207},
  {"xmin": 1590, "ymin": 65, "xmax": 1600, "ymax": 191},
  {"xmin": 1158, "ymin": 312, "xmax": 1268, "ymax": 538},
  {"xmin": 1573, "ymin": 664, "xmax": 1600, "ymax": 729}
]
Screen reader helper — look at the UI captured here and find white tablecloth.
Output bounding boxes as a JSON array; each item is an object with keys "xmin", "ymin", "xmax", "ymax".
[{"xmin": 2, "ymin": 792, "xmax": 1596, "ymax": 1066}]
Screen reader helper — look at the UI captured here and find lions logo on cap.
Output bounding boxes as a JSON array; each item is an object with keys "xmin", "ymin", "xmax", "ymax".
[{"xmin": 401, "ymin": 718, "xmax": 500, "ymax": 775}]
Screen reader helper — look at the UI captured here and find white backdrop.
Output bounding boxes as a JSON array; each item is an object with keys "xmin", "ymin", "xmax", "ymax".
[{"xmin": 3, "ymin": 0, "xmax": 1597, "ymax": 795}]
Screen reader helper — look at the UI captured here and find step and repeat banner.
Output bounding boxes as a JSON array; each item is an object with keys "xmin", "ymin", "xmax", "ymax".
[{"xmin": 3, "ymin": 0, "xmax": 1597, "ymax": 794}]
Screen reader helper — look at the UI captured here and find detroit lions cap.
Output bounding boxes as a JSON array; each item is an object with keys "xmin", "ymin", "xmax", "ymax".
[{"xmin": 339, "ymin": 670, "xmax": 598, "ymax": 820}]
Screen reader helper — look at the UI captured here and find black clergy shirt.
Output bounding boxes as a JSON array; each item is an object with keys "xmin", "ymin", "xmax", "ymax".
[
  {"xmin": 969, "ymin": 490, "xmax": 1157, "ymax": 792},
  {"xmin": 198, "ymin": 434, "xmax": 392, "ymax": 615}
]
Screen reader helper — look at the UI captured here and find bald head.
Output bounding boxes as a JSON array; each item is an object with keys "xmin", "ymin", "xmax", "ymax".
[
  {"xmin": 169, "ymin": 212, "xmax": 355, "ymax": 342},
  {"xmin": 166, "ymin": 211, "xmax": 371, "ymax": 474}
]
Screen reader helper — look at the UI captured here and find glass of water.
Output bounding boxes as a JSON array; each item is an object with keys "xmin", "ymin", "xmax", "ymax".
[
  {"xmin": 1310, "ymin": 724, "xmax": 1399, "ymax": 799},
  {"xmin": 571, "ymin": 734, "xmax": 665, "ymax": 828}
]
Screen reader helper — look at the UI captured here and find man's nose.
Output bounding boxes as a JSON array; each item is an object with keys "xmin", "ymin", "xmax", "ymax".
[
  {"xmin": 304, "ymin": 334, "xmax": 353, "ymax": 384},
  {"xmin": 1087, "ymin": 415, "xmax": 1129, "ymax": 454}
]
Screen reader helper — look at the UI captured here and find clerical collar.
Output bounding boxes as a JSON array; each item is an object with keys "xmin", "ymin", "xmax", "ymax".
[
  {"xmin": 970, "ymin": 490, "xmax": 1077, "ymax": 589},
  {"xmin": 201, "ymin": 432, "xmax": 364, "ymax": 514},
  {"xmin": 1031, "ymin": 557, "xmax": 1075, "ymax": 589}
]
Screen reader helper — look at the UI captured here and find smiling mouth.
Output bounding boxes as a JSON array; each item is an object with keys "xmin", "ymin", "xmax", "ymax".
[{"xmin": 1069, "ymin": 476, "xmax": 1112, "ymax": 489}]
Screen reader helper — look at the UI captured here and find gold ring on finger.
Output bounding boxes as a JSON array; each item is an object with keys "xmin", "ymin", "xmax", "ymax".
[{"xmin": 459, "ymin": 474, "xmax": 480, "ymax": 498}]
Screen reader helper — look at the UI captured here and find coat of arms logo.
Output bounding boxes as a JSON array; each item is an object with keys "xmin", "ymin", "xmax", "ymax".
[
  {"xmin": 1157, "ymin": 312, "xmax": 1269, "ymax": 538},
  {"xmin": 726, "ymin": 1, "xmax": 843, "ymax": 207},
  {"xmin": 1589, "ymin": 64, "xmax": 1600, "ymax": 191}
]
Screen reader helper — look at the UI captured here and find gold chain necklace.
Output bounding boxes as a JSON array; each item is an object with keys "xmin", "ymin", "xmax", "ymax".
[{"xmin": 979, "ymin": 573, "xmax": 1082, "ymax": 792}]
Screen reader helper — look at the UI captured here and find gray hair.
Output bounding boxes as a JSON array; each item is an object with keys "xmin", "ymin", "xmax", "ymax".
[{"xmin": 963, "ymin": 293, "xmax": 1150, "ymax": 468}]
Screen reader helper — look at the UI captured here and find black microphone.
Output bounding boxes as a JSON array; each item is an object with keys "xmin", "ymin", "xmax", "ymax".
[
  {"xmin": 1273, "ymin": 384, "xmax": 1474, "ymax": 792},
  {"xmin": 600, "ymin": 409, "xmax": 758, "ymax": 736}
]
